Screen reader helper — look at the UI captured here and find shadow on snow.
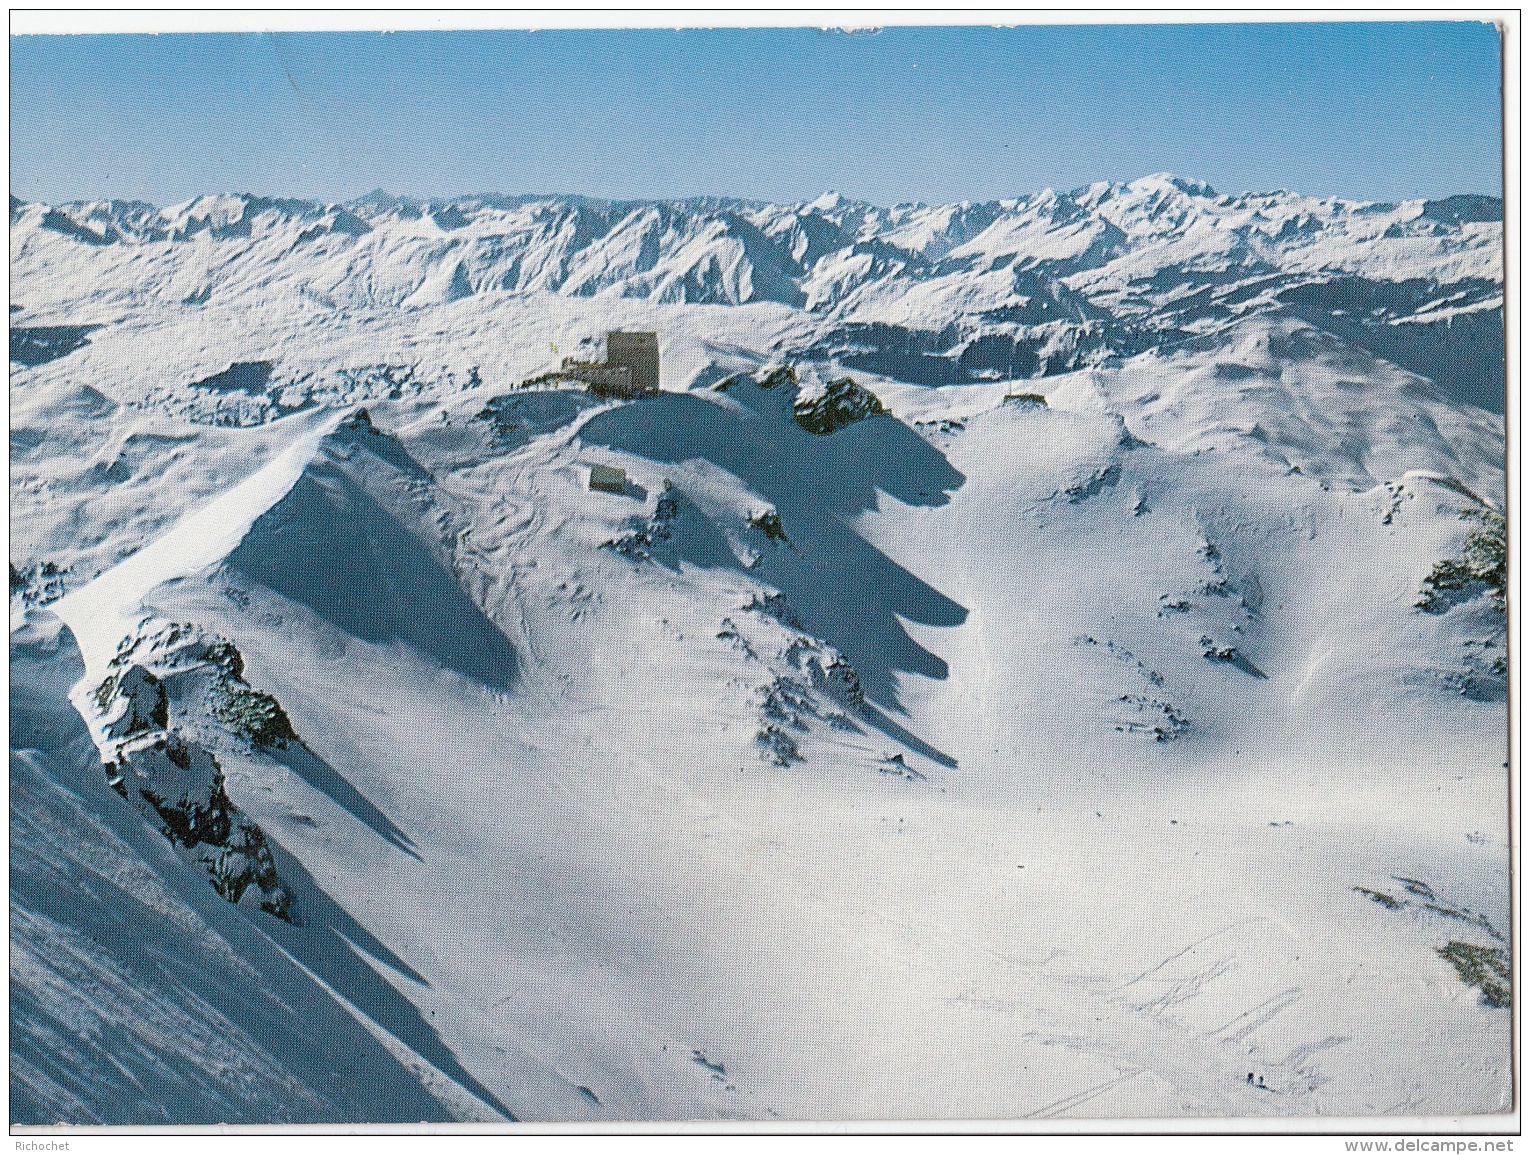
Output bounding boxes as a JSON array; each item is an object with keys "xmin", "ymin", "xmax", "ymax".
[
  {"xmin": 228, "ymin": 452, "xmax": 518, "ymax": 694},
  {"xmin": 9, "ymin": 624, "xmax": 510, "ymax": 1123},
  {"xmin": 580, "ymin": 383, "xmax": 969, "ymax": 725}
]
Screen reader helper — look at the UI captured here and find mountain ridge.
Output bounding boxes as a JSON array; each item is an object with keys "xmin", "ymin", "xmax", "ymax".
[
  {"xmin": 12, "ymin": 173, "xmax": 1506, "ymax": 413},
  {"xmin": 11, "ymin": 171, "xmax": 1506, "ymax": 221}
]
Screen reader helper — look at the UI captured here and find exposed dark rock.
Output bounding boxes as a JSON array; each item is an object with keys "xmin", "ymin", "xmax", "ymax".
[
  {"xmin": 793, "ymin": 376, "xmax": 886, "ymax": 435},
  {"xmin": 1418, "ymin": 508, "xmax": 1506, "ymax": 614}
]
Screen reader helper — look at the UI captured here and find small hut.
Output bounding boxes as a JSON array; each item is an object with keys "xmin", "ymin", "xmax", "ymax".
[{"xmin": 588, "ymin": 464, "xmax": 627, "ymax": 494}]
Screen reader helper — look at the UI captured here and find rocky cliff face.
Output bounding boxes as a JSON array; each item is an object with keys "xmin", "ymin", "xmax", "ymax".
[{"xmin": 88, "ymin": 622, "xmax": 296, "ymax": 922}]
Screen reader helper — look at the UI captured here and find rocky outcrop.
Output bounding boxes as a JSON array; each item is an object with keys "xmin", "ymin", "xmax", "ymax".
[
  {"xmin": 98, "ymin": 706, "xmax": 294, "ymax": 922},
  {"xmin": 747, "ymin": 630, "xmax": 871, "ymax": 765},
  {"xmin": 94, "ymin": 663, "xmax": 170, "ymax": 738},
  {"xmin": 792, "ymin": 376, "xmax": 886, "ymax": 435},
  {"xmin": 213, "ymin": 684, "xmax": 299, "ymax": 748},
  {"xmin": 1418, "ymin": 508, "xmax": 1507, "ymax": 614},
  {"xmin": 88, "ymin": 621, "xmax": 297, "ymax": 921}
]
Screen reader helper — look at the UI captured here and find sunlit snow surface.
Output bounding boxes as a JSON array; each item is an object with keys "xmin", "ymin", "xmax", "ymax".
[{"xmin": 10, "ymin": 182, "xmax": 1509, "ymax": 1123}]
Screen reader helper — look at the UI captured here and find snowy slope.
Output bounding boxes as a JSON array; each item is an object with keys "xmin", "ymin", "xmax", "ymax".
[
  {"xmin": 10, "ymin": 175, "xmax": 1510, "ymax": 1123},
  {"xmin": 10, "ymin": 615, "xmax": 501, "ymax": 1124}
]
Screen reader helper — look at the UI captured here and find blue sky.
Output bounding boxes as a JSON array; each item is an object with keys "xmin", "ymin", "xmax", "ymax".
[{"xmin": 9, "ymin": 22, "xmax": 1504, "ymax": 206}]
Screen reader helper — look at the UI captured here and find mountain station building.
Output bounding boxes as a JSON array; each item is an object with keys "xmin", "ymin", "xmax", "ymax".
[{"xmin": 559, "ymin": 331, "xmax": 660, "ymax": 399}]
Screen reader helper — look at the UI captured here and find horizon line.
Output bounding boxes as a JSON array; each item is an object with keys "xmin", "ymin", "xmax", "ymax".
[{"xmin": 11, "ymin": 173, "xmax": 1507, "ymax": 215}]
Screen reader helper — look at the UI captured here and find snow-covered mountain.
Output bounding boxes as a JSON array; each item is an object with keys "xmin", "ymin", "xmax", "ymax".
[
  {"xmin": 12, "ymin": 173, "xmax": 1505, "ymax": 409},
  {"xmin": 10, "ymin": 176, "xmax": 1510, "ymax": 1124}
]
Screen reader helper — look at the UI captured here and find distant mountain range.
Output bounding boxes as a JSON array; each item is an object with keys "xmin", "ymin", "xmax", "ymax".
[{"xmin": 11, "ymin": 174, "xmax": 1505, "ymax": 411}]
